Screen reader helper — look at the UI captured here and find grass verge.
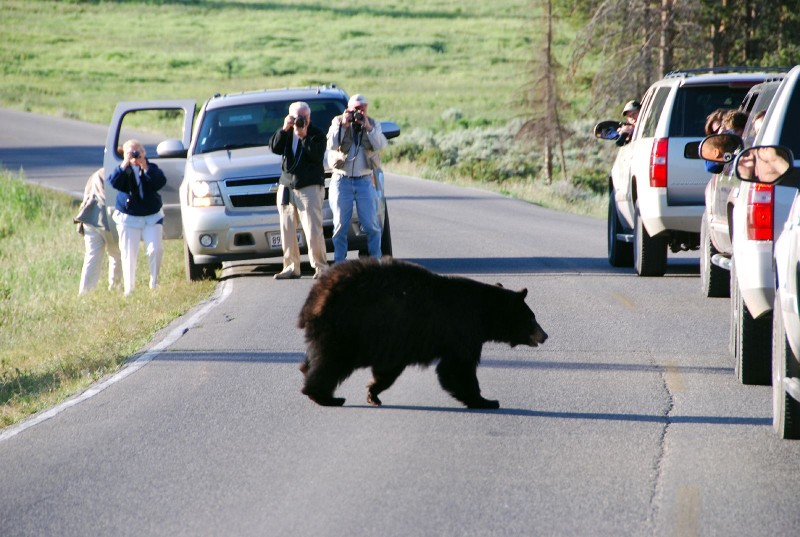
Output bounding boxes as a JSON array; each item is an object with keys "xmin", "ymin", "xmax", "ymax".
[{"xmin": 0, "ymin": 170, "xmax": 216, "ymax": 429}]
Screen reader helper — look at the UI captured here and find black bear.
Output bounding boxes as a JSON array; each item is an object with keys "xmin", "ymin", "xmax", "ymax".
[{"xmin": 298, "ymin": 257, "xmax": 548, "ymax": 409}]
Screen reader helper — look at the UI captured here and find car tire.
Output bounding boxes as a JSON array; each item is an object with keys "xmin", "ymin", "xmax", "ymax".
[
  {"xmin": 381, "ymin": 206, "xmax": 393, "ymax": 257},
  {"xmin": 608, "ymin": 189, "xmax": 633, "ymax": 267},
  {"xmin": 184, "ymin": 240, "xmax": 216, "ymax": 281},
  {"xmin": 772, "ymin": 294, "xmax": 800, "ymax": 439},
  {"xmin": 731, "ymin": 260, "xmax": 772, "ymax": 385},
  {"xmin": 700, "ymin": 214, "xmax": 730, "ymax": 298},
  {"xmin": 633, "ymin": 201, "xmax": 667, "ymax": 277}
]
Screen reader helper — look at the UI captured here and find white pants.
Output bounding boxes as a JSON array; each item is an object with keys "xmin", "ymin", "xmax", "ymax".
[
  {"xmin": 79, "ymin": 224, "xmax": 122, "ymax": 294},
  {"xmin": 114, "ymin": 211, "xmax": 164, "ymax": 295},
  {"xmin": 278, "ymin": 184, "xmax": 328, "ymax": 274}
]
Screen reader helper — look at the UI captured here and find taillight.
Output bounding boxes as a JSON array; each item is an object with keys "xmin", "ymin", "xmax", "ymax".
[
  {"xmin": 747, "ymin": 183, "xmax": 773, "ymax": 241},
  {"xmin": 650, "ymin": 138, "xmax": 668, "ymax": 188}
]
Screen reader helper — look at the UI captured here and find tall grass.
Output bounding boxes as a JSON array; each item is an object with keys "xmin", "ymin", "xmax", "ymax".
[
  {"xmin": 0, "ymin": 171, "xmax": 216, "ymax": 428},
  {"xmin": 0, "ymin": 1, "xmax": 612, "ymax": 212},
  {"xmin": 0, "ymin": 0, "xmax": 538, "ymax": 130}
]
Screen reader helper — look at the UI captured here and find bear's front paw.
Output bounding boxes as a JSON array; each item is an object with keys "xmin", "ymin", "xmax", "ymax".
[{"xmin": 366, "ymin": 391, "xmax": 382, "ymax": 406}]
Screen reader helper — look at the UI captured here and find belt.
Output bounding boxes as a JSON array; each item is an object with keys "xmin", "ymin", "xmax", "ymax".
[{"xmin": 338, "ymin": 173, "xmax": 372, "ymax": 179}]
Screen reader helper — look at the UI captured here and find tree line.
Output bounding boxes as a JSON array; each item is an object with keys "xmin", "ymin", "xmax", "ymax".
[
  {"xmin": 564, "ymin": 0, "xmax": 800, "ymax": 111},
  {"xmin": 519, "ymin": 0, "xmax": 800, "ymax": 184}
]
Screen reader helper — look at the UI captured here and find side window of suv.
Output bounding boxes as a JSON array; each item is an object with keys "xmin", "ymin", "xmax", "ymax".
[
  {"xmin": 778, "ymin": 84, "xmax": 800, "ymax": 156},
  {"xmin": 639, "ymin": 87, "xmax": 671, "ymax": 138}
]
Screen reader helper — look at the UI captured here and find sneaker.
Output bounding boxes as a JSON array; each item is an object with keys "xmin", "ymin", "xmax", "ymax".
[
  {"xmin": 313, "ymin": 267, "xmax": 326, "ymax": 279},
  {"xmin": 274, "ymin": 269, "xmax": 300, "ymax": 280}
]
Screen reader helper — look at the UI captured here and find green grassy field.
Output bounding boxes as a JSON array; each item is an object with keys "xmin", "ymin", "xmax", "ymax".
[
  {"xmin": 0, "ymin": 171, "xmax": 216, "ymax": 428},
  {"xmin": 1, "ymin": 0, "xmax": 542, "ymax": 131}
]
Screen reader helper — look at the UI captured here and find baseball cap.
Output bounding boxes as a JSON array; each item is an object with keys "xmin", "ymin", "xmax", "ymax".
[
  {"xmin": 348, "ymin": 94, "xmax": 368, "ymax": 107},
  {"xmin": 622, "ymin": 100, "xmax": 641, "ymax": 115}
]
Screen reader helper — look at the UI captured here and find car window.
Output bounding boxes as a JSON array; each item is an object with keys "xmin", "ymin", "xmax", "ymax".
[
  {"xmin": 195, "ymin": 98, "xmax": 346, "ymax": 154},
  {"xmin": 778, "ymin": 83, "xmax": 800, "ymax": 156},
  {"xmin": 668, "ymin": 85, "xmax": 751, "ymax": 137},
  {"xmin": 639, "ymin": 87, "xmax": 671, "ymax": 138},
  {"xmin": 741, "ymin": 85, "xmax": 779, "ymax": 147}
]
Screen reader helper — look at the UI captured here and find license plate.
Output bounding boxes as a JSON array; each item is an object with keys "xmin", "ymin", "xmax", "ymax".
[{"xmin": 268, "ymin": 231, "xmax": 304, "ymax": 248}]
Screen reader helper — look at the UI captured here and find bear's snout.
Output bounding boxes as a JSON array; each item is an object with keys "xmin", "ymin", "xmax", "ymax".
[{"xmin": 530, "ymin": 325, "xmax": 548, "ymax": 347}]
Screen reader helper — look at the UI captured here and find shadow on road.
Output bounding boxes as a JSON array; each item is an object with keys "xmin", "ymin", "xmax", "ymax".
[
  {"xmin": 214, "ymin": 256, "xmax": 700, "ymax": 279},
  {"xmin": 358, "ymin": 404, "xmax": 771, "ymax": 426}
]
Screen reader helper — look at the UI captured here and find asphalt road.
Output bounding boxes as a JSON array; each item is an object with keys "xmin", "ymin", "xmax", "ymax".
[{"xmin": 1, "ymin": 109, "xmax": 799, "ymax": 537}]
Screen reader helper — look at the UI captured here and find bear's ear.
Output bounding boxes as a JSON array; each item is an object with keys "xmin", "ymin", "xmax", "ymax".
[
  {"xmin": 518, "ymin": 288, "xmax": 528, "ymax": 299},
  {"xmin": 495, "ymin": 282, "xmax": 504, "ymax": 288}
]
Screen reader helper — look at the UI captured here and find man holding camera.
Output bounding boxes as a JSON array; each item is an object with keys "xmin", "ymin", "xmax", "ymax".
[
  {"xmin": 269, "ymin": 101, "xmax": 328, "ymax": 279},
  {"xmin": 326, "ymin": 93, "xmax": 388, "ymax": 262},
  {"xmin": 106, "ymin": 139, "xmax": 166, "ymax": 296}
]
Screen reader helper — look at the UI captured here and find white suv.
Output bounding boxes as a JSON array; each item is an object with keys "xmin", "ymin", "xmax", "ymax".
[
  {"xmin": 730, "ymin": 64, "xmax": 800, "ymax": 438},
  {"xmin": 596, "ymin": 69, "xmax": 775, "ymax": 276},
  {"xmin": 102, "ymin": 87, "xmax": 400, "ymax": 280}
]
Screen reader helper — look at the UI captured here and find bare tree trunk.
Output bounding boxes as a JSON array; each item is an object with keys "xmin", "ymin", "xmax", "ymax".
[
  {"xmin": 545, "ymin": 0, "xmax": 554, "ymax": 184},
  {"xmin": 659, "ymin": 0, "xmax": 674, "ymax": 75}
]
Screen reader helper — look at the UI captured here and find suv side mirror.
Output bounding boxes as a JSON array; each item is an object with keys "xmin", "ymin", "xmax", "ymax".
[
  {"xmin": 593, "ymin": 120, "xmax": 621, "ymax": 141},
  {"xmin": 699, "ymin": 133, "xmax": 743, "ymax": 163},
  {"xmin": 684, "ymin": 141, "xmax": 701, "ymax": 159},
  {"xmin": 734, "ymin": 145, "xmax": 796, "ymax": 185},
  {"xmin": 157, "ymin": 139, "xmax": 187, "ymax": 158},
  {"xmin": 381, "ymin": 121, "xmax": 401, "ymax": 140}
]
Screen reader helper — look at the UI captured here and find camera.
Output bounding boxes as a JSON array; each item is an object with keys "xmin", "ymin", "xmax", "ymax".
[
  {"xmin": 346, "ymin": 110, "xmax": 364, "ymax": 123},
  {"xmin": 131, "ymin": 150, "xmax": 140, "ymax": 159},
  {"xmin": 294, "ymin": 115, "xmax": 306, "ymax": 129}
]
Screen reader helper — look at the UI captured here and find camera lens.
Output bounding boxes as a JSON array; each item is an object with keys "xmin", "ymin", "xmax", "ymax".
[
  {"xmin": 295, "ymin": 116, "xmax": 306, "ymax": 128},
  {"xmin": 131, "ymin": 150, "xmax": 140, "ymax": 158}
]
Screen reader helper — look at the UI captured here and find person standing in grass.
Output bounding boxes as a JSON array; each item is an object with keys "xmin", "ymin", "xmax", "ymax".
[
  {"xmin": 74, "ymin": 167, "xmax": 122, "ymax": 294},
  {"xmin": 107, "ymin": 139, "xmax": 167, "ymax": 296}
]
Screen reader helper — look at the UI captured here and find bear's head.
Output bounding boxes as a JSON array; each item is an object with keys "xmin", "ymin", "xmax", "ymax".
[{"xmin": 506, "ymin": 288, "xmax": 548, "ymax": 348}]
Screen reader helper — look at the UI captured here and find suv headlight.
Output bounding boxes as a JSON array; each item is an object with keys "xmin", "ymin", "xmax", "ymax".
[{"xmin": 189, "ymin": 181, "xmax": 223, "ymax": 207}]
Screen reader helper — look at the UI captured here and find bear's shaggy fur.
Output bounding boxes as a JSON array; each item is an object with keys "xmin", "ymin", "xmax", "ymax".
[{"xmin": 298, "ymin": 257, "xmax": 548, "ymax": 409}]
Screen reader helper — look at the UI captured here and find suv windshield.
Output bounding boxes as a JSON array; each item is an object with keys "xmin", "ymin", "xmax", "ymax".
[
  {"xmin": 195, "ymin": 98, "xmax": 347, "ymax": 154},
  {"xmin": 669, "ymin": 85, "xmax": 751, "ymax": 137}
]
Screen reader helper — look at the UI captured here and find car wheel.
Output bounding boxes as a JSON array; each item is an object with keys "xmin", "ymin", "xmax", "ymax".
[
  {"xmin": 380, "ymin": 206, "xmax": 393, "ymax": 257},
  {"xmin": 633, "ymin": 201, "xmax": 667, "ymax": 277},
  {"xmin": 608, "ymin": 189, "xmax": 633, "ymax": 267},
  {"xmin": 184, "ymin": 240, "xmax": 216, "ymax": 281},
  {"xmin": 733, "ymin": 260, "xmax": 772, "ymax": 385},
  {"xmin": 772, "ymin": 294, "xmax": 800, "ymax": 439},
  {"xmin": 729, "ymin": 263, "xmax": 739, "ymax": 357},
  {"xmin": 700, "ymin": 214, "xmax": 730, "ymax": 298}
]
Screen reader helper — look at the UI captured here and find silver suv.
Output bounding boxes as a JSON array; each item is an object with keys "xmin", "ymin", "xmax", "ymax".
[
  {"xmin": 595, "ymin": 68, "xmax": 776, "ymax": 276},
  {"xmin": 103, "ymin": 86, "xmax": 400, "ymax": 280}
]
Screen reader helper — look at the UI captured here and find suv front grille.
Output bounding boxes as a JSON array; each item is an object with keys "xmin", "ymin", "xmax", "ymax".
[{"xmin": 224, "ymin": 177, "xmax": 279, "ymax": 208}]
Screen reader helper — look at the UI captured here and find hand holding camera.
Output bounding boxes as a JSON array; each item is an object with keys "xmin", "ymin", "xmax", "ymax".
[
  {"xmin": 285, "ymin": 114, "xmax": 308, "ymax": 138},
  {"xmin": 123, "ymin": 147, "xmax": 145, "ymax": 169},
  {"xmin": 344, "ymin": 108, "xmax": 371, "ymax": 131}
]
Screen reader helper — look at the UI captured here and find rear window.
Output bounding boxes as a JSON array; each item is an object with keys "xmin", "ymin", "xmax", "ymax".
[
  {"xmin": 668, "ymin": 85, "xmax": 751, "ymax": 137},
  {"xmin": 195, "ymin": 98, "xmax": 346, "ymax": 154}
]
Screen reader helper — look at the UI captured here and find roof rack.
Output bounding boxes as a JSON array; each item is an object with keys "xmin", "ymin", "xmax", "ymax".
[{"xmin": 664, "ymin": 66, "xmax": 790, "ymax": 78}]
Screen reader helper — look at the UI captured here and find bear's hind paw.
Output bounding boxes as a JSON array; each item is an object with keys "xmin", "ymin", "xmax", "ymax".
[
  {"xmin": 466, "ymin": 398, "xmax": 500, "ymax": 410},
  {"xmin": 306, "ymin": 394, "xmax": 346, "ymax": 407},
  {"xmin": 366, "ymin": 391, "xmax": 382, "ymax": 406}
]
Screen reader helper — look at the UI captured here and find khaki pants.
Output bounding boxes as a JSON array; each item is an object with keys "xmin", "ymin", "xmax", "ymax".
[{"xmin": 278, "ymin": 184, "xmax": 328, "ymax": 274}]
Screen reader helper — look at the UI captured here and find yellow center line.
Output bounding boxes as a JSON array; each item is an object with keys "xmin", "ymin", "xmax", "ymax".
[
  {"xmin": 665, "ymin": 361, "xmax": 686, "ymax": 393},
  {"xmin": 611, "ymin": 291, "xmax": 636, "ymax": 309}
]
